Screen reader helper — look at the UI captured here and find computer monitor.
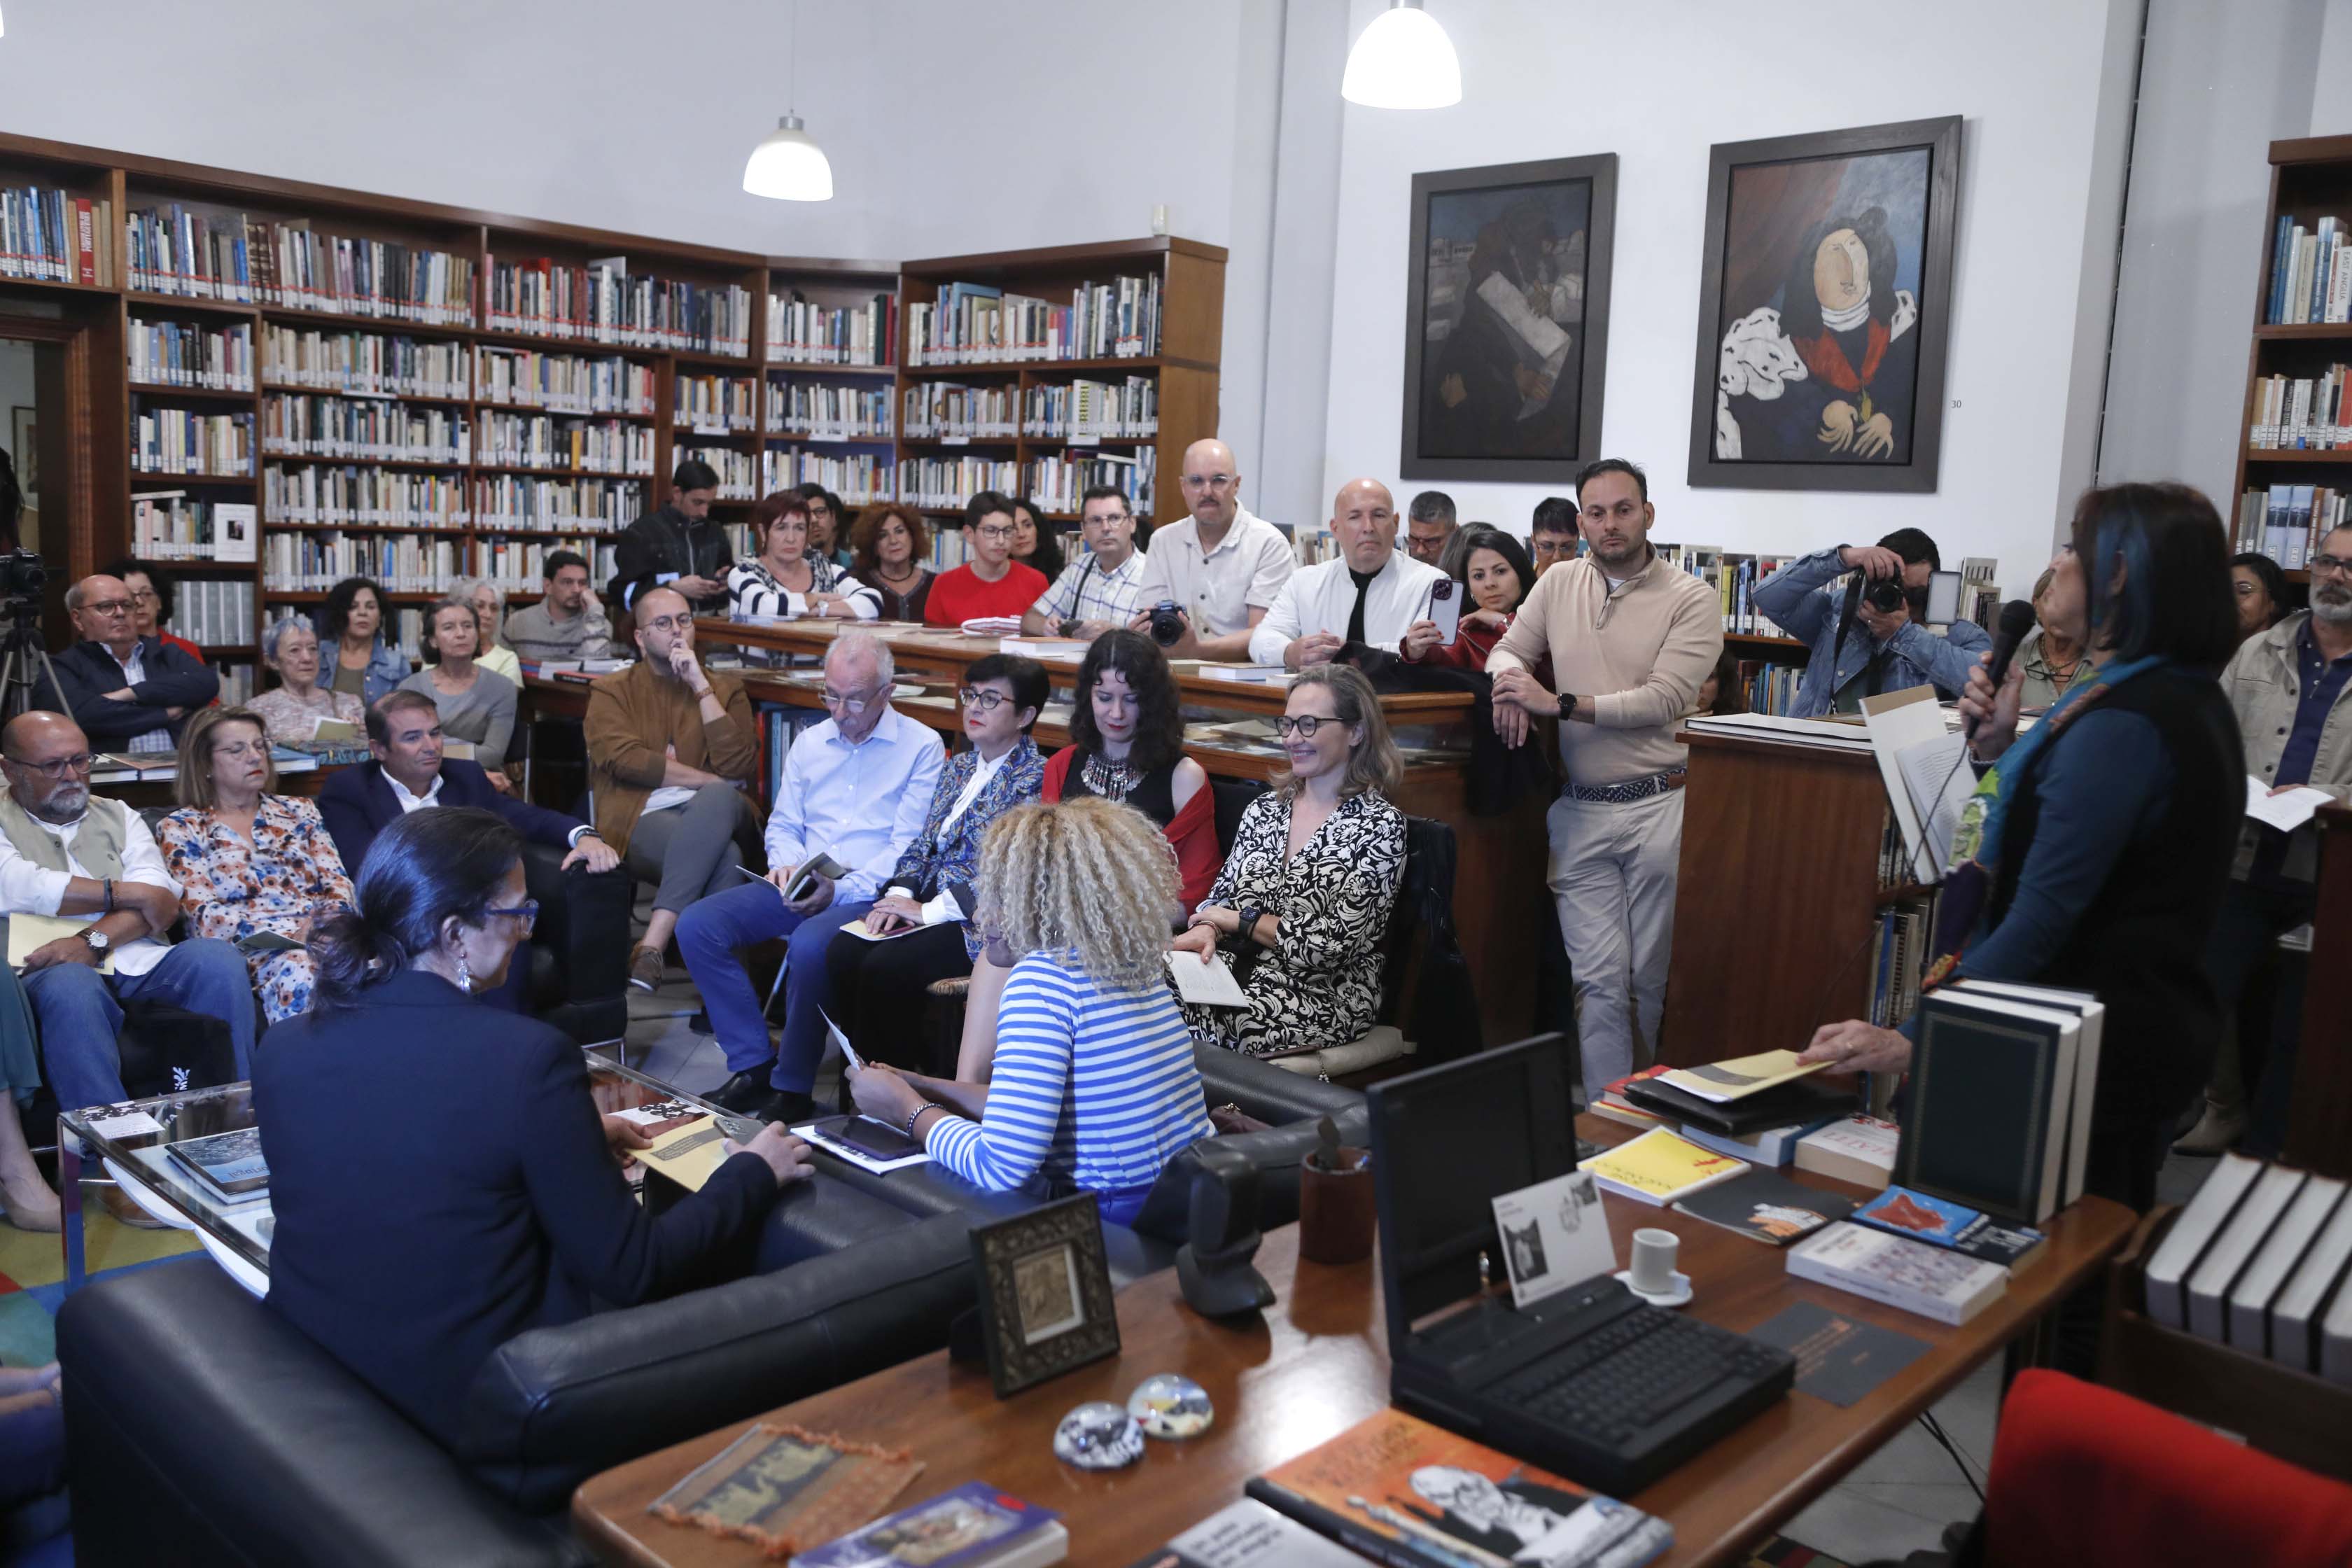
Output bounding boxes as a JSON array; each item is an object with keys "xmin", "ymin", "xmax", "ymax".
[{"xmin": 1367, "ymin": 1035, "xmax": 1578, "ymax": 1350}]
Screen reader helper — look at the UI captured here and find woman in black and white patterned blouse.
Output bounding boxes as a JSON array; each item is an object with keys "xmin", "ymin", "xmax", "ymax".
[
  {"xmin": 1170, "ymin": 663, "xmax": 1408, "ymax": 1057},
  {"xmin": 725, "ymin": 490, "xmax": 881, "ymax": 620}
]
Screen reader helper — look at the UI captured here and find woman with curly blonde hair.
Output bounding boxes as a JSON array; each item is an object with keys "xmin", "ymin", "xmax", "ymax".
[{"xmin": 847, "ymin": 796, "xmax": 1212, "ymax": 1224}]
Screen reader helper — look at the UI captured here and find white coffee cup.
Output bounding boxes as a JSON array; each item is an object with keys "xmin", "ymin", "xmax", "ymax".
[{"xmin": 1630, "ymin": 1228, "xmax": 1680, "ymax": 1294}]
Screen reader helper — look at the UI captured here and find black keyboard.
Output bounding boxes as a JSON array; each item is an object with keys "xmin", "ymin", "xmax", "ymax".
[{"xmin": 1399, "ymin": 1284, "xmax": 1795, "ymax": 1495}]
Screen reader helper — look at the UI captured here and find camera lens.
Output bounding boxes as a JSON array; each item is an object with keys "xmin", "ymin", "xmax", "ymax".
[
  {"xmin": 1865, "ymin": 579, "xmax": 1905, "ymax": 614},
  {"xmin": 1149, "ymin": 600, "xmax": 1183, "ymax": 648}
]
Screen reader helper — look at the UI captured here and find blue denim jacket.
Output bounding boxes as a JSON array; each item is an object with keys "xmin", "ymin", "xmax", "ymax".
[
  {"xmin": 348, "ymin": 640, "xmax": 414, "ymax": 707},
  {"xmin": 1750, "ymin": 546, "xmax": 1990, "ymax": 718}
]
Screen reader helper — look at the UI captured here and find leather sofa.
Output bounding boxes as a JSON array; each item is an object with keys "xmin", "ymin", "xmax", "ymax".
[
  {"xmin": 517, "ymin": 841, "xmax": 633, "ymax": 1046},
  {"xmin": 57, "ymin": 1198, "xmax": 979, "ymax": 1567}
]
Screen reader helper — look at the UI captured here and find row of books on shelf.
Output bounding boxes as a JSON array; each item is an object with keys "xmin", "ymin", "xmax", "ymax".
[
  {"xmin": 127, "ymin": 204, "xmax": 474, "ymax": 324},
  {"xmin": 134, "ymin": 494, "xmax": 258, "ymax": 563},
  {"xmin": 260, "ymin": 396, "xmax": 471, "ymax": 465},
  {"xmin": 2266, "ymin": 213, "xmax": 2352, "ymax": 326},
  {"xmin": 475, "ymin": 538, "xmax": 618, "ymax": 593},
  {"xmin": 170, "ymin": 579, "xmax": 258, "ymax": 648},
  {"xmin": 1732, "ymin": 659, "xmax": 1802, "ymax": 715},
  {"xmin": 1867, "ymin": 894, "xmax": 1935, "ymax": 1030},
  {"xmin": 266, "ymin": 326, "xmax": 471, "ymax": 401},
  {"xmin": 771, "ymin": 383, "xmax": 891, "ymax": 440},
  {"xmin": 2143, "ymin": 1152, "xmax": 2352, "ymax": 1384},
  {"xmin": 262, "ymin": 534, "xmax": 515, "ymax": 593},
  {"xmin": 475, "ymin": 345, "xmax": 653, "ymax": 413},
  {"xmin": 1026, "ymin": 450, "xmax": 1152, "ymax": 514},
  {"xmin": 483, "ymin": 256, "xmax": 750, "ymax": 356},
  {"xmin": 261, "ymin": 466, "xmax": 645, "ymax": 530},
  {"xmin": 0, "ymin": 186, "xmax": 114, "ymax": 286},
  {"xmin": 674, "ymin": 374, "xmax": 757, "ymax": 432},
  {"xmin": 904, "ymin": 383, "xmax": 1018, "ymax": 439},
  {"xmin": 766, "ymin": 289, "xmax": 895, "ymax": 365},
  {"xmin": 764, "ymin": 449, "xmax": 890, "ymax": 506},
  {"xmin": 2246, "ymin": 364, "xmax": 2352, "ymax": 449},
  {"xmin": 1023, "ymin": 375, "xmax": 1157, "ymax": 439},
  {"xmin": 475, "ymin": 412, "xmax": 653, "ymax": 474},
  {"xmin": 130, "ymin": 318, "xmax": 253, "ymax": 390},
  {"xmin": 2233, "ymin": 483, "xmax": 2343, "ymax": 568},
  {"xmin": 906, "ymin": 274, "xmax": 1163, "ymax": 365},
  {"xmin": 134, "ymin": 409, "xmax": 253, "ymax": 476},
  {"xmin": 676, "ymin": 447, "xmax": 758, "ymax": 500}
]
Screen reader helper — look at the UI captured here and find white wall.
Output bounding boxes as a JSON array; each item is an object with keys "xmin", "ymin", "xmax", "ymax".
[
  {"xmin": 0, "ymin": 0, "xmax": 1283, "ymax": 468},
  {"xmin": 2100, "ymin": 0, "xmax": 2328, "ymax": 507},
  {"xmin": 1317, "ymin": 0, "xmax": 2140, "ymax": 598}
]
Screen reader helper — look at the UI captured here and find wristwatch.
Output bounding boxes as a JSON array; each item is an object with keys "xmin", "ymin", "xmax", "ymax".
[
  {"xmin": 1556, "ymin": 692, "xmax": 1579, "ymax": 720},
  {"xmin": 1235, "ymin": 905, "xmax": 1264, "ymax": 943},
  {"xmin": 78, "ymin": 927, "xmax": 111, "ymax": 954}
]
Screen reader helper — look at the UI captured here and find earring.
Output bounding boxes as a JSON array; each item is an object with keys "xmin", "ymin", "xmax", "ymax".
[{"xmin": 456, "ymin": 951, "xmax": 472, "ymax": 993}]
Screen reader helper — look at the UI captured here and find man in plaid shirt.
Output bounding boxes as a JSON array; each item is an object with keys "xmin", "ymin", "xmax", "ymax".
[{"xmin": 1023, "ymin": 484, "xmax": 1151, "ymax": 641}]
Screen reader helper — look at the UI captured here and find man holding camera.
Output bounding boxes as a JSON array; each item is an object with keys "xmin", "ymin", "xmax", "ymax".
[
  {"xmin": 1749, "ymin": 529, "xmax": 1989, "ymax": 718},
  {"xmin": 1127, "ymin": 438, "xmax": 1294, "ymax": 661}
]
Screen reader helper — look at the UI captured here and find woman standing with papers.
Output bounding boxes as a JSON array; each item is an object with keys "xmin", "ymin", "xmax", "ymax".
[{"xmin": 1800, "ymin": 483, "xmax": 2243, "ymax": 1214}]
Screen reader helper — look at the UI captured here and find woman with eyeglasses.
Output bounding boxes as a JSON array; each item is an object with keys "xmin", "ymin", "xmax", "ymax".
[
  {"xmin": 1170, "ymin": 664, "xmax": 1408, "ymax": 1058},
  {"xmin": 825, "ymin": 654, "xmax": 1049, "ymax": 1065},
  {"xmin": 727, "ymin": 490, "xmax": 881, "ymax": 621},
  {"xmin": 257, "ymin": 807, "xmax": 813, "ymax": 1455},
  {"xmin": 155, "ymin": 707, "xmax": 355, "ymax": 1023},
  {"xmin": 248, "ymin": 616, "xmax": 367, "ymax": 743}
]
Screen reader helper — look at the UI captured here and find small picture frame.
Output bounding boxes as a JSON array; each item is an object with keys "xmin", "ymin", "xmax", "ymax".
[{"xmin": 969, "ymin": 1194, "xmax": 1120, "ymax": 1398}]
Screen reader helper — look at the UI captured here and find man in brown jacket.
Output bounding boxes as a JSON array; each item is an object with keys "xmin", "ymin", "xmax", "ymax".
[
  {"xmin": 582, "ymin": 585, "xmax": 760, "ymax": 990},
  {"xmin": 1485, "ymin": 458, "xmax": 1724, "ymax": 1097}
]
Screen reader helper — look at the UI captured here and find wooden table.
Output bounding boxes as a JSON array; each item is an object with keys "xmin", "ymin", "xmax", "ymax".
[{"xmin": 573, "ymin": 1116, "xmax": 2136, "ymax": 1568}]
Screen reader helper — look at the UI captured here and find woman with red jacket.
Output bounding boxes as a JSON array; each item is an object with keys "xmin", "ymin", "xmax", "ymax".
[{"xmin": 1399, "ymin": 525, "xmax": 1537, "ymax": 673}]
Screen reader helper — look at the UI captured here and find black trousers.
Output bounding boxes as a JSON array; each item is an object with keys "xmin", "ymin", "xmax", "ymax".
[{"xmin": 823, "ymin": 921, "xmax": 973, "ymax": 1074}]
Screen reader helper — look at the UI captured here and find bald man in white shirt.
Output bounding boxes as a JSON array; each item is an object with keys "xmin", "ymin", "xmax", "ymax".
[{"xmin": 1249, "ymin": 479, "xmax": 1446, "ymax": 668}]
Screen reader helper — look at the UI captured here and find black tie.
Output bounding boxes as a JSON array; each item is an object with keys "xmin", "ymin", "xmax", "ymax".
[{"xmin": 1345, "ymin": 568, "xmax": 1378, "ymax": 646}]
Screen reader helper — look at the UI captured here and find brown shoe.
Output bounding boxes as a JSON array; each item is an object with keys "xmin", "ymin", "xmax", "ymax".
[
  {"xmin": 102, "ymin": 1187, "xmax": 173, "ymax": 1231},
  {"xmin": 627, "ymin": 945, "xmax": 666, "ymax": 992},
  {"xmin": 0, "ymin": 1175, "xmax": 61, "ymax": 1233}
]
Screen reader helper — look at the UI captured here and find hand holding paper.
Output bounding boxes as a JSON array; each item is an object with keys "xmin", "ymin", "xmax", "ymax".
[{"xmin": 2245, "ymin": 775, "xmax": 2334, "ymax": 833}]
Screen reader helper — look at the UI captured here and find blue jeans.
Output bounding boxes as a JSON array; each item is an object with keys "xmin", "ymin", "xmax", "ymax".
[
  {"xmin": 25, "ymin": 938, "xmax": 258, "ymax": 1112},
  {"xmin": 676, "ymin": 883, "xmax": 872, "ymax": 1093}
]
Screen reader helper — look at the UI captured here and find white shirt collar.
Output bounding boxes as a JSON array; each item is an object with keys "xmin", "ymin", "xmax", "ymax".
[
  {"xmin": 385, "ymin": 769, "xmax": 445, "ymax": 811},
  {"xmin": 1184, "ymin": 504, "xmax": 1259, "ymax": 560}
]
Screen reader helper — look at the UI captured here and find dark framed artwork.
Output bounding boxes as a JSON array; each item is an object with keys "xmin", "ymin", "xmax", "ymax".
[
  {"xmin": 1686, "ymin": 117, "xmax": 1962, "ymax": 493},
  {"xmin": 968, "ymin": 1194, "xmax": 1119, "ymax": 1398},
  {"xmin": 1401, "ymin": 153, "xmax": 1618, "ymax": 483}
]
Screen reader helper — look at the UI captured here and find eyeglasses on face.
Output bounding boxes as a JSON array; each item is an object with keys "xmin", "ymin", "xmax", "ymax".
[
  {"xmin": 1276, "ymin": 715, "xmax": 1334, "ymax": 738},
  {"xmin": 486, "ymin": 899, "xmax": 539, "ymax": 929},
  {"xmin": 126, "ymin": 589, "xmax": 160, "ymax": 604},
  {"xmin": 211, "ymin": 737, "xmax": 270, "ymax": 761},
  {"xmin": 83, "ymin": 600, "xmax": 134, "ymax": 617},
  {"xmin": 820, "ymin": 687, "xmax": 877, "ymax": 714},
  {"xmin": 4, "ymin": 752, "xmax": 94, "ymax": 778},
  {"xmin": 2311, "ymin": 553, "xmax": 2352, "ymax": 578},
  {"xmin": 641, "ymin": 614, "xmax": 692, "ymax": 634},
  {"xmin": 973, "ymin": 524, "xmax": 1014, "ymax": 542},
  {"xmin": 1180, "ymin": 473, "xmax": 1236, "ymax": 491},
  {"xmin": 957, "ymin": 686, "xmax": 1014, "ymax": 711}
]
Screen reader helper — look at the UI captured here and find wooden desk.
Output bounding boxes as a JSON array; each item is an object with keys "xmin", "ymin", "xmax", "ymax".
[{"xmin": 573, "ymin": 1120, "xmax": 2135, "ymax": 1568}]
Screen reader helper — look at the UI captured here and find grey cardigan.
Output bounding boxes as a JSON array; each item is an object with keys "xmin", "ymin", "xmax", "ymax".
[{"xmin": 398, "ymin": 665, "xmax": 519, "ymax": 764}]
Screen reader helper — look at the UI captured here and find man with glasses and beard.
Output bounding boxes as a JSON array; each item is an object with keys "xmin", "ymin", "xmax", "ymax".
[
  {"xmin": 675, "ymin": 632, "xmax": 941, "ymax": 1123},
  {"xmin": 582, "ymin": 586, "xmax": 762, "ymax": 993},
  {"xmin": 0, "ymin": 713, "xmax": 254, "ymax": 1217},
  {"xmin": 2200, "ymin": 524, "xmax": 2352, "ymax": 1156}
]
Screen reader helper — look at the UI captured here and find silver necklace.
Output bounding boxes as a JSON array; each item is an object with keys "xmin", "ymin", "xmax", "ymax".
[{"xmin": 1080, "ymin": 752, "xmax": 1136, "ymax": 801}]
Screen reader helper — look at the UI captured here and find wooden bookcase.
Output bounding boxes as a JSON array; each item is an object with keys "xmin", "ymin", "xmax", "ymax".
[
  {"xmin": 0, "ymin": 132, "xmax": 1225, "ymax": 687},
  {"xmin": 2230, "ymin": 133, "xmax": 2352, "ymax": 593}
]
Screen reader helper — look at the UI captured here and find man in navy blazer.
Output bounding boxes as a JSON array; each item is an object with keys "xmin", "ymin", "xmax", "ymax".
[{"xmin": 321, "ymin": 691, "xmax": 620, "ymax": 1009}]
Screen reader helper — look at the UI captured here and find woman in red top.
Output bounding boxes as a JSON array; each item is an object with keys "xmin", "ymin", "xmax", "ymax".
[
  {"xmin": 923, "ymin": 491, "xmax": 1051, "ymax": 628},
  {"xmin": 1399, "ymin": 525, "xmax": 1535, "ymax": 672}
]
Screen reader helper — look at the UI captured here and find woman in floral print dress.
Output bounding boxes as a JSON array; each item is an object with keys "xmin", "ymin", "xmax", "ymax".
[{"xmin": 157, "ymin": 708, "xmax": 355, "ymax": 1023}]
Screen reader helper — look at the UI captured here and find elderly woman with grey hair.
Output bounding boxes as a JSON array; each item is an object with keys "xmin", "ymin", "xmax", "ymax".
[
  {"xmin": 398, "ymin": 596, "xmax": 519, "ymax": 791},
  {"xmin": 248, "ymin": 616, "xmax": 368, "ymax": 743},
  {"xmin": 458, "ymin": 578, "xmax": 524, "ymax": 687}
]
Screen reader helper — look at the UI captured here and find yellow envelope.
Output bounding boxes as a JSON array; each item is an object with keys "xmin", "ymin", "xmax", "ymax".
[
  {"xmin": 7, "ymin": 914, "xmax": 115, "ymax": 974},
  {"xmin": 637, "ymin": 1116, "xmax": 729, "ymax": 1191}
]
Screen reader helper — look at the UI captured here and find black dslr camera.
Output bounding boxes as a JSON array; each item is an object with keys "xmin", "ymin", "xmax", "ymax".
[
  {"xmin": 1861, "ymin": 576, "xmax": 1907, "ymax": 615},
  {"xmin": 1148, "ymin": 598, "xmax": 1186, "ymax": 648},
  {"xmin": 0, "ymin": 549, "xmax": 45, "ymax": 612}
]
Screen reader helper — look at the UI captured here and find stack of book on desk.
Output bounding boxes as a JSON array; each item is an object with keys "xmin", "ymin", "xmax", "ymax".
[
  {"xmin": 1604, "ymin": 1051, "xmax": 1864, "ymax": 1170},
  {"xmin": 2140, "ymin": 1152, "xmax": 2352, "ymax": 1382},
  {"xmin": 1900, "ymin": 981, "xmax": 2106, "ymax": 1226}
]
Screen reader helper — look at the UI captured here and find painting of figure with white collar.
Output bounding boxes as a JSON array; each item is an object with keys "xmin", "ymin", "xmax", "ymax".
[{"xmin": 1690, "ymin": 118, "xmax": 1961, "ymax": 495}]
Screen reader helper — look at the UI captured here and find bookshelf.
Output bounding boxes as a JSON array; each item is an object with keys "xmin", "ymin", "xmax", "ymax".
[
  {"xmin": 0, "ymin": 132, "xmax": 1225, "ymax": 682},
  {"xmin": 2228, "ymin": 134, "xmax": 2352, "ymax": 586}
]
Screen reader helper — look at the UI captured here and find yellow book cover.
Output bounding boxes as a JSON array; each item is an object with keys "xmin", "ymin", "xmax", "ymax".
[
  {"xmin": 1578, "ymin": 1128, "xmax": 1749, "ymax": 1206},
  {"xmin": 1659, "ymin": 1049, "xmax": 1827, "ymax": 1104},
  {"xmin": 637, "ymin": 1116, "xmax": 730, "ymax": 1192}
]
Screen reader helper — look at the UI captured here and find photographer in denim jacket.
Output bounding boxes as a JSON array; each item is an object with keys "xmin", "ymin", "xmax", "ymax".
[{"xmin": 1751, "ymin": 528, "xmax": 1989, "ymax": 717}]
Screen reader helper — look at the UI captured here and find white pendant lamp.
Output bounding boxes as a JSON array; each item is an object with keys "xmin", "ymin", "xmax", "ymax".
[
  {"xmin": 743, "ymin": 0, "xmax": 833, "ymax": 200},
  {"xmin": 1341, "ymin": 0, "xmax": 1462, "ymax": 110}
]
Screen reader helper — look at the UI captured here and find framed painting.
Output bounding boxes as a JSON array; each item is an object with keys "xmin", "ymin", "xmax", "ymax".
[
  {"xmin": 1401, "ymin": 153, "xmax": 1617, "ymax": 483},
  {"xmin": 1686, "ymin": 117, "xmax": 1962, "ymax": 493}
]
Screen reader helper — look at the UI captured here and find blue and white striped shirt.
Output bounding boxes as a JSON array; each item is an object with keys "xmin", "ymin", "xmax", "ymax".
[{"xmin": 925, "ymin": 952, "xmax": 1212, "ymax": 1224}]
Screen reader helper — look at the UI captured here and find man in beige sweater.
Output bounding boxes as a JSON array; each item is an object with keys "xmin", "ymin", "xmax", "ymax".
[{"xmin": 1486, "ymin": 459, "xmax": 1724, "ymax": 1096}]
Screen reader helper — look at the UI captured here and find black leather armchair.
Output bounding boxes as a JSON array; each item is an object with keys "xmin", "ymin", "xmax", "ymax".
[
  {"xmin": 58, "ymin": 1209, "xmax": 980, "ymax": 1565},
  {"xmin": 517, "ymin": 843, "xmax": 631, "ymax": 1044}
]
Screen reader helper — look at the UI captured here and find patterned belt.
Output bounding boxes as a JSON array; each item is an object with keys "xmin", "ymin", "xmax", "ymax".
[{"xmin": 1563, "ymin": 768, "xmax": 1687, "ymax": 804}]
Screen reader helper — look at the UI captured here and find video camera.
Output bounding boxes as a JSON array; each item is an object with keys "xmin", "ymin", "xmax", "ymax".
[{"xmin": 0, "ymin": 548, "xmax": 44, "ymax": 609}]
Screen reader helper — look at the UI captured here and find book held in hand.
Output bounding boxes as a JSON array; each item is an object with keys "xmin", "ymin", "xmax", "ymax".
[
  {"xmin": 1786, "ymin": 1222, "xmax": 2008, "ymax": 1326},
  {"xmin": 1851, "ymin": 1186, "xmax": 2046, "ymax": 1268},
  {"xmin": 1576, "ymin": 1127, "xmax": 1749, "ymax": 1208},
  {"xmin": 1246, "ymin": 1407, "xmax": 1672, "ymax": 1568},
  {"xmin": 1674, "ymin": 1168, "xmax": 1854, "ymax": 1246},
  {"xmin": 792, "ymin": 1481, "xmax": 1065, "ymax": 1568},
  {"xmin": 1658, "ymin": 1049, "xmax": 1827, "ymax": 1104},
  {"xmin": 1163, "ymin": 950, "xmax": 1249, "ymax": 1009}
]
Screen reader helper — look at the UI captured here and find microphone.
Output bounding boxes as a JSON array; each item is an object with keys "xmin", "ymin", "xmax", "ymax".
[{"xmin": 1964, "ymin": 598, "xmax": 2039, "ymax": 741}]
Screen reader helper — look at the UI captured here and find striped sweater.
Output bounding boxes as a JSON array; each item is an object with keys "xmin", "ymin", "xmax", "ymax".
[{"xmin": 925, "ymin": 952, "xmax": 1212, "ymax": 1223}]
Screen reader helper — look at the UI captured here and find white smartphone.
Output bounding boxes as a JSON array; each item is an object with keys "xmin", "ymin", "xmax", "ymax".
[{"xmin": 1427, "ymin": 578, "xmax": 1463, "ymax": 645}]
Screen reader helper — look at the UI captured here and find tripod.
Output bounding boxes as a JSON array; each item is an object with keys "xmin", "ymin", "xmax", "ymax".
[{"xmin": 0, "ymin": 607, "xmax": 68, "ymax": 728}]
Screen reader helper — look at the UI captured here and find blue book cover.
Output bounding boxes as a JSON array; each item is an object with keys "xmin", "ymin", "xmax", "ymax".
[
  {"xmin": 793, "ymin": 1482, "xmax": 1060, "ymax": 1568},
  {"xmin": 1852, "ymin": 1185, "xmax": 2044, "ymax": 1268},
  {"xmin": 2271, "ymin": 215, "xmax": 2292, "ymax": 323}
]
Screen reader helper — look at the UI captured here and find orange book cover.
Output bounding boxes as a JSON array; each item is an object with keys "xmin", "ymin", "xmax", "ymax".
[{"xmin": 1246, "ymin": 1408, "xmax": 1672, "ymax": 1567}]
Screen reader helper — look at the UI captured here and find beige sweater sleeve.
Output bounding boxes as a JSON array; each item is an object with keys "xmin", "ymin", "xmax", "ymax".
[{"xmin": 1592, "ymin": 580, "xmax": 1725, "ymax": 729}]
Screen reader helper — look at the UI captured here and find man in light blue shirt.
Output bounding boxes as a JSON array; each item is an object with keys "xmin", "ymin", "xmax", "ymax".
[
  {"xmin": 677, "ymin": 631, "xmax": 942, "ymax": 1122},
  {"xmin": 1749, "ymin": 528, "xmax": 1989, "ymax": 718}
]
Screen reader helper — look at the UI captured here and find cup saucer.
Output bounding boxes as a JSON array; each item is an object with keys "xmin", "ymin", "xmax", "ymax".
[{"xmin": 1614, "ymin": 1268, "xmax": 1692, "ymax": 1308}]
